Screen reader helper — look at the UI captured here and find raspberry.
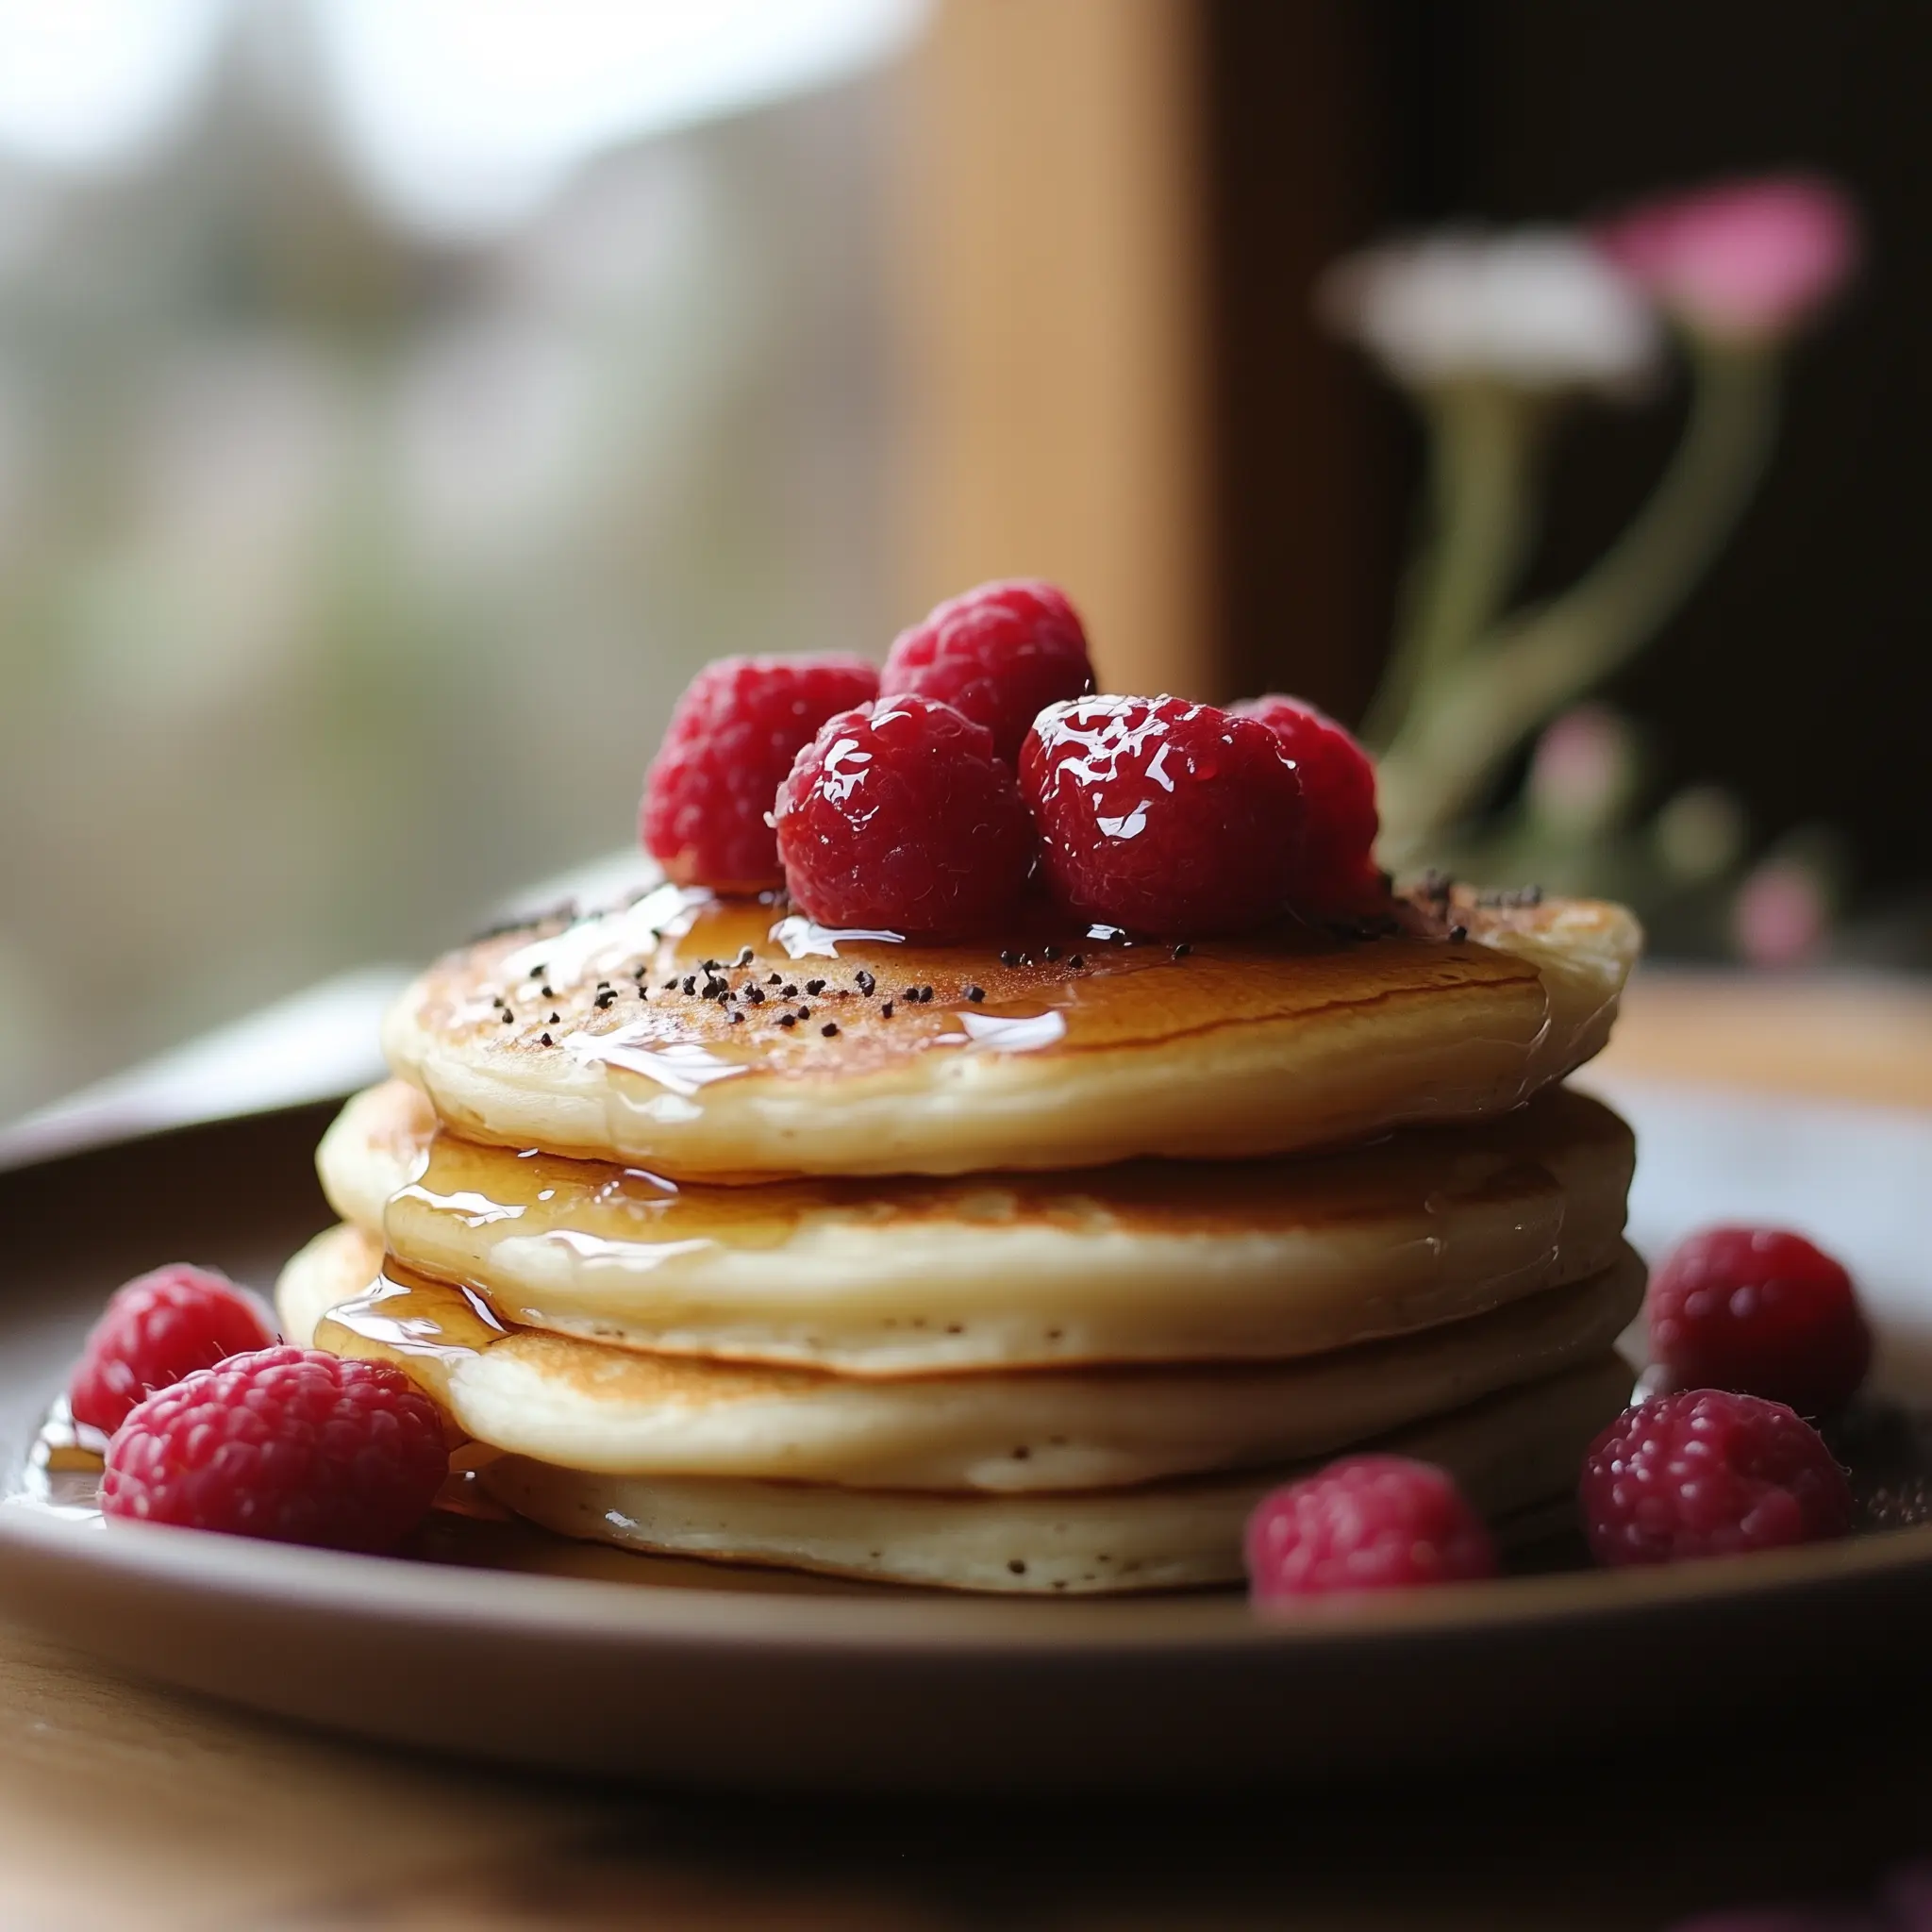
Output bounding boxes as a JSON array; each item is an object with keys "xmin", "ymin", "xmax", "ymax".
[
  {"xmin": 1244, "ymin": 1455, "xmax": 1497, "ymax": 1601},
  {"xmin": 100, "ymin": 1346, "xmax": 448, "ymax": 1553},
  {"xmin": 879, "ymin": 579, "xmax": 1093, "ymax": 760},
  {"xmin": 774, "ymin": 694, "xmax": 1037, "ymax": 937},
  {"xmin": 1646, "ymin": 1226, "xmax": 1871, "ymax": 1416},
  {"xmin": 641, "ymin": 655, "xmax": 879, "ymax": 891},
  {"xmin": 1580, "ymin": 1389, "xmax": 1855, "ymax": 1569},
  {"xmin": 1019, "ymin": 695, "xmax": 1304, "ymax": 935},
  {"xmin": 70, "ymin": 1263, "xmax": 277, "ymax": 1434},
  {"xmin": 1231, "ymin": 693, "xmax": 1381, "ymax": 908}
]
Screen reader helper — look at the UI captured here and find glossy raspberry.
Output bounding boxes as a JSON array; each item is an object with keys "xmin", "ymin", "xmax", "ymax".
[
  {"xmin": 774, "ymin": 694, "xmax": 1036, "ymax": 937},
  {"xmin": 879, "ymin": 579, "xmax": 1093, "ymax": 761},
  {"xmin": 1231, "ymin": 693, "xmax": 1381, "ymax": 908},
  {"xmin": 1646, "ymin": 1226, "xmax": 1871, "ymax": 1415},
  {"xmin": 1245, "ymin": 1455, "xmax": 1497, "ymax": 1601},
  {"xmin": 70, "ymin": 1263, "xmax": 277, "ymax": 1434},
  {"xmin": 1580, "ymin": 1389, "xmax": 1855, "ymax": 1568},
  {"xmin": 641, "ymin": 655, "xmax": 879, "ymax": 891},
  {"xmin": 1020, "ymin": 694, "xmax": 1304, "ymax": 935},
  {"xmin": 101, "ymin": 1346, "xmax": 448, "ymax": 1553}
]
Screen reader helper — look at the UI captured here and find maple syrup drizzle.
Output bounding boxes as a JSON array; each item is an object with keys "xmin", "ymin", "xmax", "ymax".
[
  {"xmin": 314, "ymin": 1266, "xmax": 508, "ymax": 1405},
  {"xmin": 461, "ymin": 890, "xmax": 1558, "ymax": 1096}
]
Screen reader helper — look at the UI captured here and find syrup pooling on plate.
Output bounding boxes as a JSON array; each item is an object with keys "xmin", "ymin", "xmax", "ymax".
[{"xmin": 19, "ymin": 1397, "xmax": 108, "ymax": 1521}]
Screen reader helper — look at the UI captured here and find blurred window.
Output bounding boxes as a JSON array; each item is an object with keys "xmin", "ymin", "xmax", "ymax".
[{"xmin": 0, "ymin": 0, "xmax": 924, "ymax": 1118}]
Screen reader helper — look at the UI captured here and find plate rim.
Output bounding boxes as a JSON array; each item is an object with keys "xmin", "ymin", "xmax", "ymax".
[{"xmin": 7, "ymin": 1493, "xmax": 1932, "ymax": 1657}]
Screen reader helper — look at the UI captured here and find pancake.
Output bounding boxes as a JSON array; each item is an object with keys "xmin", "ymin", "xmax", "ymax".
[
  {"xmin": 380, "ymin": 876, "xmax": 1640, "ymax": 1180},
  {"xmin": 317, "ymin": 1079, "xmax": 1635, "ymax": 1373},
  {"xmin": 278, "ymin": 1222, "xmax": 1641, "ymax": 1491},
  {"xmin": 477, "ymin": 1354, "xmax": 1633, "ymax": 1592}
]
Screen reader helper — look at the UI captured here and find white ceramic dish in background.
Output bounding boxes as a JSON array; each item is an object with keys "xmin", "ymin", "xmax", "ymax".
[{"xmin": 0, "ymin": 1082, "xmax": 1926, "ymax": 1791}]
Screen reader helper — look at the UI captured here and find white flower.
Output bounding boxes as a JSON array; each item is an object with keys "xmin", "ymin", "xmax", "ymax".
[{"xmin": 1318, "ymin": 230, "xmax": 1660, "ymax": 393}]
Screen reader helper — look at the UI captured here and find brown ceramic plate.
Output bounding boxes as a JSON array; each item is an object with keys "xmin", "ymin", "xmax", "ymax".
[{"xmin": 1, "ymin": 1092, "xmax": 1929, "ymax": 1792}]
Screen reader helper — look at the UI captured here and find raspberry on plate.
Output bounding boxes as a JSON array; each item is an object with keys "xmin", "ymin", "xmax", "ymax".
[
  {"xmin": 1580, "ymin": 1388, "xmax": 1855, "ymax": 1569},
  {"xmin": 879, "ymin": 579, "xmax": 1093, "ymax": 760},
  {"xmin": 1230, "ymin": 693, "xmax": 1381, "ymax": 908},
  {"xmin": 70, "ymin": 1262, "xmax": 277, "ymax": 1434},
  {"xmin": 641, "ymin": 654, "xmax": 879, "ymax": 891},
  {"xmin": 1244, "ymin": 1455, "xmax": 1498, "ymax": 1601},
  {"xmin": 1646, "ymin": 1225, "xmax": 1872, "ymax": 1416},
  {"xmin": 100, "ymin": 1346, "xmax": 449, "ymax": 1553},
  {"xmin": 774, "ymin": 693, "xmax": 1037, "ymax": 938},
  {"xmin": 1020, "ymin": 694, "xmax": 1304, "ymax": 935}
]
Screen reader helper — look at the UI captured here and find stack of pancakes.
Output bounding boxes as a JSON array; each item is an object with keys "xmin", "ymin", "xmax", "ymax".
[{"xmin": 278, "ymin": 878, "xmax": 1644, "ymax": 1593}]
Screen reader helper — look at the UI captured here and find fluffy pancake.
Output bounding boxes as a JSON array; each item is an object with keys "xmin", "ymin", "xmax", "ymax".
[
  {"xmin": 318, "ymin": 1079, "xmax": 1635, "ymax": 1373},
  {"xmin": 477, "ymin": 1354, "xmax": 1633, "ymax": 1592},
  {"xmin": 278, "ymin": 1222, "xmax": 1641, "ymax": 1491},
  {"xmin": 381, "ymin": 877, "xmax": 1640, "ymax": 1180}
]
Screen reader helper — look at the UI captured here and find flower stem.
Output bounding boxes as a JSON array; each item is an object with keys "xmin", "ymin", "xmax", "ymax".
[
  {"xmin": 1376, "ymin": 337, "xmax": 1780, "ymax": 860},
  {"xmin": 1362, "ymin": 382, "xmax": 1545, "ymax": 751}
]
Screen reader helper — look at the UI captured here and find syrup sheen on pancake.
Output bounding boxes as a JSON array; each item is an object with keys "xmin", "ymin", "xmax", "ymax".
[
  {"xmin": 380, "ymin": 875, "xmax": 1641, "ymax": 1180},
  {"xmin": 279, "ymin": 1221, "xmax": 1643, "ymax": 1492},
  {"xmin": 317, "ymin": 1078, "xmax": 1635, "ymax": 1373},
  {"xmin": 477, "ymin": 1355, "xmax": 1635, "ymax": 1593}
]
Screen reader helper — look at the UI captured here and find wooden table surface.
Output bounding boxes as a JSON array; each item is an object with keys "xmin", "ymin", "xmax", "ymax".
[{"xmin": 3, "ymin": 970, "xmax": 1929, "ymax": 1932}]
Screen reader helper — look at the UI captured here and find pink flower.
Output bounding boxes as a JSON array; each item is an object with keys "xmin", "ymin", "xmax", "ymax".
[
  {"xmin": 1732, "ymin": 858, "xmax": 1829, "ymax": 969},
  {"xmin": 1525, "ymin": 704, "xmax": 1637, "ymax": 834},
  {"xmin": 1595, "ymin": 175, "xmax": 1859, "ymax": 341}
]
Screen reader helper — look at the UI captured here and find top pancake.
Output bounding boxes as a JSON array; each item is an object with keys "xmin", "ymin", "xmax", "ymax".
[{"xmin": 382, "ymin": 876, "xmax": 1641, "ymax": 1180}]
